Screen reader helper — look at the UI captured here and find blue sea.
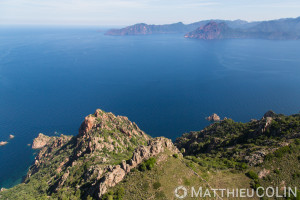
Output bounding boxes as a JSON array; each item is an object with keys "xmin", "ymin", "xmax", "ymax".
[{"xmin": 0, "ymin": 26, "xmax": 300, "ymax": 188}]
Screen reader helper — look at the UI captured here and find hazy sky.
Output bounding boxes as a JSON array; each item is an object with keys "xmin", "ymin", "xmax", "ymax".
[{"xmin": 1, "ymin": 0, "xmax": 300, "ymax": 26}]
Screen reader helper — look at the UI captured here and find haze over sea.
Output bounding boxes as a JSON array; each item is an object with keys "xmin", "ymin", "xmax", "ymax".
[{"xmin": 0, "ymin": 26, "xmax": 300, "ymax": 188}]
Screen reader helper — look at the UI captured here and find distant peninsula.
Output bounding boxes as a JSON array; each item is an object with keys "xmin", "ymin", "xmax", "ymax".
[{"xmin": 106, "ymin": 17, "xmax": 300, "ymax": 40}]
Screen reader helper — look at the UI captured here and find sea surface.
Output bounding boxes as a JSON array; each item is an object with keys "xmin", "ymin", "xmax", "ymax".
[{"xmin": 0, "ymin": 26, "xmax": 300, "ymax": 188}]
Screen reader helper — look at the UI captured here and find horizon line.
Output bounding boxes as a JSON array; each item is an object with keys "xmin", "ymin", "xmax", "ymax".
[{"xmin": 1, "ymin": 16, "xmax": 299, "ymax": 27}]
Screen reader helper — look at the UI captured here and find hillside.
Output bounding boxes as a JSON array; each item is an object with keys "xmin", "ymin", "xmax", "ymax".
[
  {"xmin": 0, "ymin": 110, "xmax": 300, "ymax": 199},
  {"xmin": 105, "ymin": 19, "xmax": 256, "ymax": 36},
  {"xmin": 106, "ymin": 17, "xmax": 300, "ymax": 40}
]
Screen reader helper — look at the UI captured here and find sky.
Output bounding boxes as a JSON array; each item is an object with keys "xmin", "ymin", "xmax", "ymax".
[{"xmin": 0, "ymin": 0, "xmax": 300, "ymax": 26}]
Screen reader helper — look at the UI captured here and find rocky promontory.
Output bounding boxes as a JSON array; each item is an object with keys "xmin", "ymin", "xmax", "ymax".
[{"xmin": 31, "ymin": 133, "xmax": 51, "ymax": 149}]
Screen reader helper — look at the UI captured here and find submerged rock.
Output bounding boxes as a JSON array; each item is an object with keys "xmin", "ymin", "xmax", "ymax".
[{"xmin": 0, "ymin": 141, "xmax": 8, "ymax": 146}]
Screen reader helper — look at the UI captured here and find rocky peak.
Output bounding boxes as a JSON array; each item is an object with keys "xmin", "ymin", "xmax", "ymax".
[{"xmin": 79, "ymin": 109, "xmax": 148, "ymax": 139}]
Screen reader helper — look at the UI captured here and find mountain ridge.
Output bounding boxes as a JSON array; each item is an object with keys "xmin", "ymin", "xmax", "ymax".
[{"xmin": 105, "ymin": 17, "xmax": 300, "ymax": 40}]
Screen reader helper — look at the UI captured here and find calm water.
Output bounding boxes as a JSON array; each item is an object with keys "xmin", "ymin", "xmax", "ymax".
[{"xmin": 0, "ymin": 27, "xmax": 300, "ymax": 188}]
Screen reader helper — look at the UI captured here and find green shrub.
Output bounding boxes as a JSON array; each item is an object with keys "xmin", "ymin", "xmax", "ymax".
[
  {"xmin": 246, "ymin": 171, "xmax": 258, "ymax": 180},
  {"xmin": 287, "ymin": 191, "xmax": 300, "ymax": 200},
  {"xmin": 173, "ymin": 154, "xmax": 179, "ymax": 158},
  {"xmin": 236, "ymin": 162, "xmax": 248, "ymax": 170},
  {"xmin": 292, "ymin": 172, "xmax": 300, "ymax": 180},
  {"xmin": 155, "ymin": 191, "xmax": 166, "ymax": 199},
  {"xmin": 274, "ymin": 169, "xmax": 280, "ymax": 174},
  {"xmin": 115, "ymin": 187, "xmax": 125, "ymax": 200},
  {"xmin": 183, "ymin": 178, "xmax": 191, "ymax": 186},
  {"xmin": 264, "ymin": 153, "xmax": 274, "ymax": 161},
  {"xmin": 153, "ymin": 182, "xmax": 161, "ymax": 189},
  {"xmin": 145, "ymin": 157, "xmax": 156, "ymax": 170},
  {"xmin": 138, "ymin": 157, "xmax": 156, "ymax": 171},
  {"xmin": 274, "ymin": 146, "xmax": 291, "ymax": 158},
  {"xmin": 139, "ymin": 163, "xmax": 147, "ymax": 171}
]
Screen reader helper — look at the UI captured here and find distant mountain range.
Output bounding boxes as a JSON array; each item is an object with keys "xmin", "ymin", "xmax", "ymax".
[{"xmin": 105, "ymin": 17, "xmax": 300, "ymax": 40}]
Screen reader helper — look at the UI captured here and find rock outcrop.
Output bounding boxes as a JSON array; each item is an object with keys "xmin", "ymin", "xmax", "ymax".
[
  {"xmin": 9, "ymin": 134, "xmax": 15, "ymax": 139},
  {"xmin": 32, "ymin": 133, "xmax": 51, "ymax": 149},
  {"xmin": 206, "ymin": 113, "xmax": 221, "ymax": 122}
]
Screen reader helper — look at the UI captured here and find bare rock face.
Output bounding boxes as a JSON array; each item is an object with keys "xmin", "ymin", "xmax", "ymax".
[
  {"xmin": 32, "ymin": 133, "xmax": 51, "ymax": 149},
  {"xmin": 97, "ymin": 137, "xmax": 179, "ymax": 197},
  {"xmin": 245, "ymin": 150, "xmax": 268, "ymax": 166},
  {"xmin": 9, "ymin": 134, "xmax": 15, "ymax": 139},
  {"xmin": 79, "ymin": 115, "xmax": 96, "ymax": 136},
  {"xmin": 259, "ymin": 117, "xmax": 273, "ymax": 134},
  {"xmin": 258, "ymin": 168, "xmax": 270, "ymax": 179},
  {"xmin": 206, "ymin": 113, "xmax": 221, "ymax": 122}
]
